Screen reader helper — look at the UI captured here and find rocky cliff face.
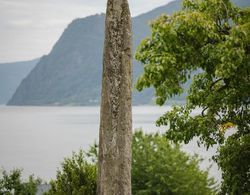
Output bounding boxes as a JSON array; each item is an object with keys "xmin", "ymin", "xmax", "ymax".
[
  {"xmin": 8, "ymin": 0, "xmax": 248, "ymax": 106},
  {"xmin": 8, "ymin": 0, "xmax": 182, "ymax": 106}
]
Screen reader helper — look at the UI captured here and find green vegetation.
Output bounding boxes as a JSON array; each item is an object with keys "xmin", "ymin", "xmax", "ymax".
[
  {"xmin": 0, "ymin": 169, "xmax": 41, "ymax": 195},
  {"xmin": 215, "ymin": 134, "xmax": 250, "ymax": 194},
  {"xmin": 135, "ymin": 0, "xmax": 250, "ymax": 193},
  {"xmin": 45, "ymin": 150, "xmax": 97, "ymax": 195},
  {"xmin": 45, "ymin": 131, "xmax": 217, "ymax": 195},
  {"xmin": 0, "ymin": 131, "xmax": 217, "ymax": 194},
  {"xmin": 132, "ymin": 131, "xmax": 216, "ymax": 195}
]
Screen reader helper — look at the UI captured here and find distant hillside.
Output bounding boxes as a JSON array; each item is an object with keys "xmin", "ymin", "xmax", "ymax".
[
  {"xmin": 8, "ymin": 0, "xmax": 182, "ymax": 106},
  {"xmin": 0, "ymin": 59, "xmax": 39, "ymax": 104},
  {"xmin": 8, "ymin": 0, "xmax": 249, "ymax": 106},
  {"xmin": 233, "ymin": 0, "xmax": 250, "ymax": 7}
]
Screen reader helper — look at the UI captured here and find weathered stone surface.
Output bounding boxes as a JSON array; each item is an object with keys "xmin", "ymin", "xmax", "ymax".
[{"xmin": 97, "ymin": 0, "xmax": 132, "ymax": 194}]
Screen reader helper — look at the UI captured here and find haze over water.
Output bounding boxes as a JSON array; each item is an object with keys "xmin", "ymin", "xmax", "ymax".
[{"xmin": 0, "ymin": 106, "xmax": 220, "ymax": 182}]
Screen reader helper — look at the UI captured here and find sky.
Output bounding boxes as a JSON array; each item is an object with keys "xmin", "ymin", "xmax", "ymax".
[{"xmin": 0, "ymin": 0, "xmax": 173, "ymax": 63}]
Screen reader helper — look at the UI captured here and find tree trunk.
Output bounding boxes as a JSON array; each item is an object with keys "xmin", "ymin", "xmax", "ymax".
[{"xmin": 97, "ymin": 0, "xmax": 132, "ymax": 194}]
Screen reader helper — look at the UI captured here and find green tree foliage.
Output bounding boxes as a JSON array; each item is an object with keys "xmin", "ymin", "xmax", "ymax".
[
  {"xmin": 46, "ymin": 131, "xmax": 217, "ymax": 194},
  {"xmin": 215, "ymin": 134, "xmax": 250, "ymax": 194},
  {"xmin": 45, "ymin": 150, "xmax": 97, "ymax": 195},
  {"xmin": 135, "ymin": 0, "xmax": 249, "ymax": 147},
  {"xmin": 135, "ymin": 0, "xmax": 250, "ymax": 193},
  {"xmin": 0, "ymin": 169, "xmax": 41, "ymax": 195},
  {"xmin": 132, "ymin": 130, "xmax": 216, "ymax": 195}
]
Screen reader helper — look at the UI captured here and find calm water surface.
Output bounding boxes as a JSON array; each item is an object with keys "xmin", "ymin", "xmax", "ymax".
[{"xmin": 0, "ymin": 106, "xmax": 220, "ymax": 181}]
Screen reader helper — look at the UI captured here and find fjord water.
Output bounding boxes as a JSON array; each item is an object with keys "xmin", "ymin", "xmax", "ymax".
[{"xmin": 0, "ymin": 106, "xmax": 220, "ymax": 181}]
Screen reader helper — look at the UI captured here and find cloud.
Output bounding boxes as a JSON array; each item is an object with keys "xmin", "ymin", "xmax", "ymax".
[
  {"xmin": 8, "ymin": 19, "xmax": 33, "ymax": 27},
  {"xmin": 0, "ymin": 0, "xmax": 30, "ymax": 8},
  {"xmin": 0, "ymin": 0, "xmax": 172, "ymax": 62}
]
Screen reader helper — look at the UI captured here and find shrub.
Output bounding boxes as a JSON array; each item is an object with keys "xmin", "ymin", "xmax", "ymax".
[
  {"xmin": 132, "ymin": 130, "xmax": 217, "ymax": 195},
  {"xmin": 45, "ymin": 149, "xmax": 97, "ymax": 195},
  {"xmin": 0, "ymin": 168, "xmax": 41, "ymax": 195},
  {"xmin": 46, "ymin": 131, "xmax": 217, "ymax": 194}
]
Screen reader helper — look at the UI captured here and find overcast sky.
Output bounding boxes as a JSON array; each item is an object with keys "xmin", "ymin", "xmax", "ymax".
[{"xmin": 0, "ymin": 0, "xmax": 173, "ymax": 63}]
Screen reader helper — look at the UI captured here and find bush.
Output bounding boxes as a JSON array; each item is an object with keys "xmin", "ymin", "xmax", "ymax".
[
  {"xmin": 0, "ymin": 168, "xmax": 41, "ymax": 195},
  {"xmin": 46, "ymin": 131, "xmax": 217, "ymax": 194},
  {"xmin": 45, "ymin": 149, "xmax": 97, "ymax": 195},
  {"xmin": 132, "ymin": 130, "xmax": 217, "ymax": 195}
]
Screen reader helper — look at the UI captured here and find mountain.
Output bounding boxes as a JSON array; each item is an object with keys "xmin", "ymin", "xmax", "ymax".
[
  {"xmin": 0, "ymin": 58, "xmax": 39, "ymax": 104},
  {"xmin": 7, "ymin": 0, "xmax": 249, "ymax": 106},
  {"xmin": 234, "ymin": 0, "xmax": 250, "ymax": 7},
  {"xmin": 8, "ymin": 0, "xmax": 182, "ymax": 106}
]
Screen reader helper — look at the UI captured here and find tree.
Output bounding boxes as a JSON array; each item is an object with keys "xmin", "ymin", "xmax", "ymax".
[
  {"xmin": 0, "ymin": 169, "xmax": 41, "ymax": 195},
  {"xmin": 97, "ymin": 0, "xmax": 132, "ymax": 194},
  {"xmin": 215, "ymin": 134, "xmax": 250, "ymax": 194},
  {"xmin": 132, "ymin": 130, "xmax": 217, "ymax": 195},
  {"xmin": 135, "ymin": 0, "xmax": 249, "ymax": 192},
  {"xmin": 45, "ymin": 131, "xmax": 217, "ymax": 195},
  {"xmin": 45, "ymin": 150, "xmax": 96, "ymax": 195}
]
